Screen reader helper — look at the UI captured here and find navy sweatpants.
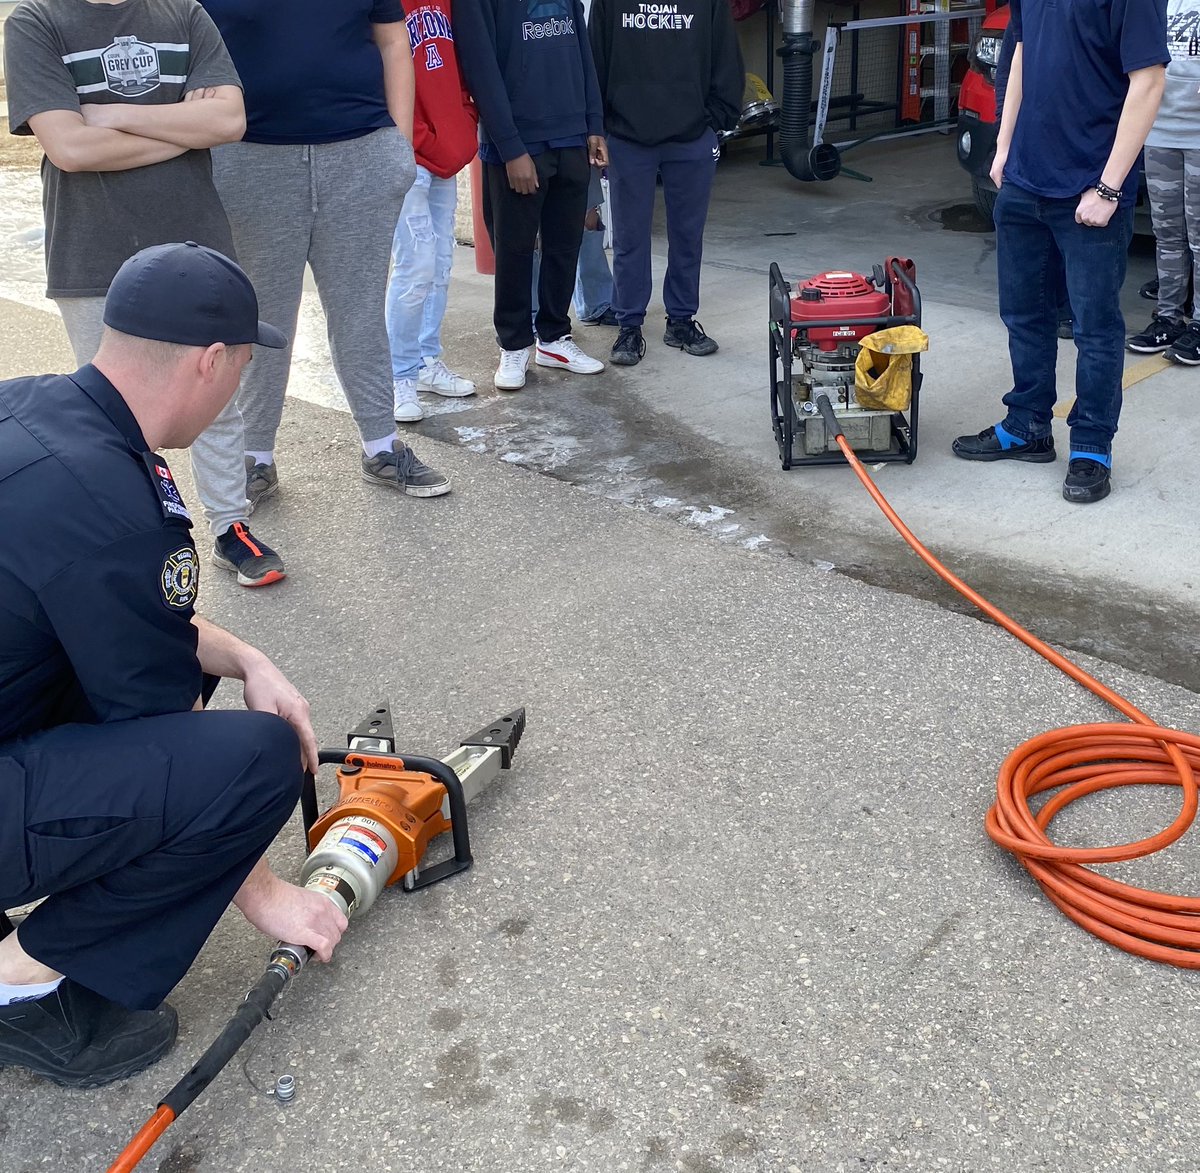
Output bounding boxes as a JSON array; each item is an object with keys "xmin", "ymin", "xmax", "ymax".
[
  {"xmin": 607, "ymin": 129, "xmax": 720, "ymax": 328},
  {"xmin": 0, "ymin": 710, "xmax": 301, "ymax": 1010}
]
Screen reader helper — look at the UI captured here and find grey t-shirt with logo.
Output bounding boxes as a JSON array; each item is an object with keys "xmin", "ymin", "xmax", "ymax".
[{"xmin": 4, "ymin": 0, "xmax": 241, "ymax": 297}]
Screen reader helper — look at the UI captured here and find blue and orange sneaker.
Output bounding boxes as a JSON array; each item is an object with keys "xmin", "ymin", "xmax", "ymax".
[{"xmin": 212, "ymin": 522, "xmax": 286, "ymax": 587}]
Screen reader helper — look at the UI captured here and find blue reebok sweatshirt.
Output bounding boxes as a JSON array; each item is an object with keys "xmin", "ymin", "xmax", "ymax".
[{"xmin": 452, "ymin": 0, "xmax": 603, "ymax": 162}]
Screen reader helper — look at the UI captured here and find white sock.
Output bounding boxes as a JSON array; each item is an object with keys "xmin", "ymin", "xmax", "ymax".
[
  {"xmin": 362, "ymin": 434, "xmax": 397, "ymax": 459},
  {"xmin": 246, "ymin": 451, "xmax": 274, "ymax": 467},
  {"xmin": 0, "ymin": 975, "xmax": 63, "ymax": 1006}
]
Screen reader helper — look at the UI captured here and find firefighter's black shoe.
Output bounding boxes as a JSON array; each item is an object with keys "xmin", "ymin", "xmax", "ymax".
[
  {"xmin": 1062, "ymin": 458, "xmax": 1111, "ymax": 504},
  {"xmin": 0, "ymin": 980, "xmax": 177, "ymax": 1088},
  {"xmin": 663, "ymin": 317, "xmax": 719, "ymax": 356},
  {"xmin": 611, "ymin": 325, "xmax": 646, "ymax": 367},
  {"xmin": 952, "ymin": 425, "xmax": 1056, "ymax": 463},
  {"xmin": 1127, "ymin": 315, "xmax": 1185, "ymax": 354}
]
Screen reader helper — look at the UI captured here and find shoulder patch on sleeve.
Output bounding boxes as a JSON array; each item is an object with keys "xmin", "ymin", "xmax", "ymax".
[
  {"xmin": 142, "ymin": 452, "xmax": 193, "ymax": 525},
  {"xmin": 160, "ymin": 544, "xmax": 199, "ymax": 610}
]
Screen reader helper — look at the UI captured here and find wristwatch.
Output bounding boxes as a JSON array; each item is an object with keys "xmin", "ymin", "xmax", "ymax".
[{"xmin": 1095, "ymin": 181, "xmax": 1121, "ymax": 203}]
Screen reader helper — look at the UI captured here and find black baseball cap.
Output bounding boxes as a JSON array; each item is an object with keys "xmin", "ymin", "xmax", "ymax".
[{"xmin": 103, "ymin": 241, "xmax": 287, "ymax": 349}]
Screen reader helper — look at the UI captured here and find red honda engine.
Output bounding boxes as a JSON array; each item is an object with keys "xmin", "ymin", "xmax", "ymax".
[{"xmin": 789, "ymin": 270, "xmax": 891, "ymax": 352}]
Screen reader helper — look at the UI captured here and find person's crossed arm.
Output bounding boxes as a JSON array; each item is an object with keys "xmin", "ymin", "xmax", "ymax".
[{"xmin": 28, "ymin": 88, "xmax": 245, "ymax": 173}]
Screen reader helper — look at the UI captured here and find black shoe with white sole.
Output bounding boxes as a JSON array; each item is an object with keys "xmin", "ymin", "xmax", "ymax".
[
  {"xmin": 1126, "ymin": 315, "xmax": 1186, "ymax": 354},
  {"xmin": 1165, "ymin": 320, "xmax": 1200, "ymax": 366}
]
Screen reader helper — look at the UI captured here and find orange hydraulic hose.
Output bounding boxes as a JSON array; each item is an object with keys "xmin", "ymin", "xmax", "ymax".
[
  {"xmin": 827, "ymin": 424, "xmax": 1200, "ymax": 967},
  {"xmin": 107, "ymin": 1106, "xmax": 174, "ymax": 1173}
]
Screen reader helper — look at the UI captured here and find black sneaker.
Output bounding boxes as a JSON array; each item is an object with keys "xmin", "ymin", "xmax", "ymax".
[
  {"xmin": 663, "ymin": 317, "xmax": 719, "ymax": 356},
  {"xmin": 952, "ymin": 425, "xmax": 1056, "ymax": 463},
  {"xmin": 1062, "ymin": 458, "xmax": 1111, "ymax": 504},
  {"xmin": 361, "ymin": 440, "xmax": 451, "ymax": 497},
  {"xmin": 1056, "ymin": 318, "xmax": 1074, "ymax": 341},
  {"xmin": 212, "ymin": 522, "xmax": 286, "ymax": 587},
  {"xmin": 610, "ymin": 326, "xmax": 646, "ymax": 367},
  {"xmin": 1126, "ymin": 315, "xmax": 1185, "ymax": 354},
  {"xmin": 245, "ymin": 457, "xmax": 279, "ymax": 513},
  {"xmin": 1165, "ymin": 320, "xmax": 1200, "ymax": 366},
  {"xmin": 1140, "ymin": 278, "xmax": 1159, "ymax": 301},
  {"xmin": 580, "ymin": 308, "xmax": 619, "ymax": 327},
  {"xmin": 0, "ymin": 979, "xmax": 177, "ymax": 1088}
]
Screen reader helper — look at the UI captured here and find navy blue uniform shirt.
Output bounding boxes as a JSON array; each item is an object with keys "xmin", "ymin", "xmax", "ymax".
[
  {"xmin": 200, "ymin": 0, "xmax": 405, "ymax": 144},
  {"xmin": 1007, "ymin": 0, "xmax": 1168, "ymax": 208},
  {"xmin": 0, "ymin": 365, "xmax": 202, "ymax": 743}
]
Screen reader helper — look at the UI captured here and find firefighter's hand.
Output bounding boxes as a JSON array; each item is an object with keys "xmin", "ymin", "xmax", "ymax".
[
  {"xmin": 989, "ymin": 149, "xmax": 1007, "ymax": 190},
  {"xmin": 1076, "ymin": 188, "xmax": 1118, "ymax": 229},
  {"xmin": 588, "ymin": 135, "xmax": 609, "ymax": 167},
  {"xmin": 235, "ymin": 864, "xmax": 348, "ymax": 962},
  {"xmin": 242, "ymin": 657, "xmax": 320, "ymax": 773},
  {"xmin": 506, "ymin": 153, "xmax": 539, "ymax": 194}
]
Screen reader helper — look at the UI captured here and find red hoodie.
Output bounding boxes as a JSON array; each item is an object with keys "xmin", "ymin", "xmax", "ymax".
[{"xmin": 404, "ymin": 0, "xmax": 479, "ymax": 179}]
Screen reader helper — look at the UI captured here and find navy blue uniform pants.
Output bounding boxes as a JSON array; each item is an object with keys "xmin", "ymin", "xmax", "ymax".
[
  {"xmin": 607, "ymin": 130, "xmax": 719, "ymax": 329},
  {"xmin": 0, "ymin": 709, "xmax": 302, "ymax": 1010}
]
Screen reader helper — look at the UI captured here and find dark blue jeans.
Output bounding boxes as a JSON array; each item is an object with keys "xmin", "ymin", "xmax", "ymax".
[{"xmin": 995, "ymin": 182, "xmax": 1133, "ymax": 457}]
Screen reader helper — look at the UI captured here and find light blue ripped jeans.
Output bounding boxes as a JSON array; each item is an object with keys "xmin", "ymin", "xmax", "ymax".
[{"xmin": 386, "ymin": 165, "xmax": 458, "ymax": 382}]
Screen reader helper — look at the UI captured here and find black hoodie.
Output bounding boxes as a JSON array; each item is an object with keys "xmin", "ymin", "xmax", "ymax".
[{"xmin": 588, "ymin": 0, "xmax": 743, "ymax": 146}]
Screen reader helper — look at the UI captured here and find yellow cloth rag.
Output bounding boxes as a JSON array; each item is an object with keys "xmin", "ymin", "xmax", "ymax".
[{"xmin": 854, "ymin": 326, "xmax": 929, "ymax": 412}]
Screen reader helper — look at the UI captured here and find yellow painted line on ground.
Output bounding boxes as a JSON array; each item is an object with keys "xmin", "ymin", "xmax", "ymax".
[{"xmin": 1054, "ymin": 354, "xmax": 1171, "ymax": 418}]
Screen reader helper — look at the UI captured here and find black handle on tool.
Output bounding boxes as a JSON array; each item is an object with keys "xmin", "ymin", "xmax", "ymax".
[{"xmin": 816, "ymin": 393, "xmax": 843, "ymax": 441}]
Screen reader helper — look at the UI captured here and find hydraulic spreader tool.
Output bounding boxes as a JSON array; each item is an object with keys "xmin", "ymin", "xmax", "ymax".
[{"xmin": 108, "ymin": 703, "xmax": 526, "ymax": 1173}]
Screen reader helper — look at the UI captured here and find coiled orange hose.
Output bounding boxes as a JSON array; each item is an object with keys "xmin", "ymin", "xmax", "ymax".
[{"xmin": 829, "ymin": 429, "xmax": 1200, "ymax": 967}]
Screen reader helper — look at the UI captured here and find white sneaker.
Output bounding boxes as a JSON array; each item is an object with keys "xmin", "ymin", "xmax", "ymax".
[
  {"xmin": 393, "ymin": 378, "xmax": 424, "ymax": 422},
  {"xmin": 536, "ymin": 335, "xmax": 605, "ymax": 374},
  {"xmin": 494, "ymin": 347, "xmax": 530, "ymax": 391},
  {"xmin": 419, "ymin": 357, "xmax": 476, "ymax": 397}
]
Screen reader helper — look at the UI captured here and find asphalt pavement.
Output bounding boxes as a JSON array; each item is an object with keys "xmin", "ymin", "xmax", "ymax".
[{"xmin": 1, "ymin": 132, "xmax": 1199, "ymax": 1172}]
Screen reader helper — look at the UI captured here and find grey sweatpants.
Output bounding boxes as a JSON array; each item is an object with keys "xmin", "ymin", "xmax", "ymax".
[
  {"xmin": 1145, "ymin": 145, "xmax": 1200, "ymax": 322},
  {"xmin": 211, "ymin": 127, "xmax": 416, "ymax": 453},
  {"xmin": 56, "ymin": 298, "xmax": 249, "ymax": 537}
]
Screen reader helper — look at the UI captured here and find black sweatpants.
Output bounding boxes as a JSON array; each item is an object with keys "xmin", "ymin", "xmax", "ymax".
[
  {"xmin": 0, "ymin": 710, "xmax": 302, "ymax": 1010},
  {"xmin": 483, "ymin": 146, "xmax": 591, "ymax": 350}
]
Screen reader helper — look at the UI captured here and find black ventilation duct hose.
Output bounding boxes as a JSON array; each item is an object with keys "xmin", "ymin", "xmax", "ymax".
[{"xmin": 779, "ymin": 34, "xmax": 841, "ymax": 182}]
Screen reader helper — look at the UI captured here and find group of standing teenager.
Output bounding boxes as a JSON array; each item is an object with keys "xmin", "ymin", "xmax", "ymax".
[
  {"xmin": 6, "ymin": 0, "xmax": 743, "ymax": 584},
  {"xmin": 454, "ymin": 0, "xmax": 744, "ymax": 386}
]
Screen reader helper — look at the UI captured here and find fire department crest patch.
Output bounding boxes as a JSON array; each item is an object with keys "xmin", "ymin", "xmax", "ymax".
[{"xmin": 161, "ymin": 544, "xmax": 199, "ymax": 610}]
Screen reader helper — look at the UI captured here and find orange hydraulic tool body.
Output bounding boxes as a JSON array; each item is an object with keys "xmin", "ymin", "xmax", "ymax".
[
  {"xmin": 297, "ymin": 702, "xmax": 525, "ymax": 916},
  {"xmin": 109, "ymin": 702, "xmax": 525, "ymax": 1173}
]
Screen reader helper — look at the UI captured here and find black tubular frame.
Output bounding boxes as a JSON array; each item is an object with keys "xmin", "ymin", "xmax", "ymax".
[
  {"xmin": 301, "ymin": 747, "xmax": 473, "ymax": 891},
  {"xmin": 769, "ymin": 259, "xmax": 923, "ymax": 469}
]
